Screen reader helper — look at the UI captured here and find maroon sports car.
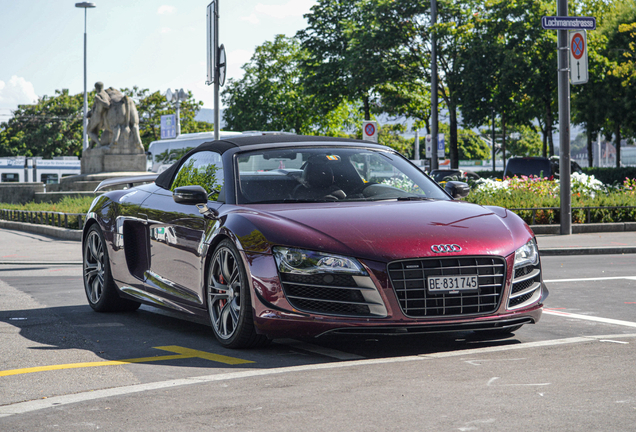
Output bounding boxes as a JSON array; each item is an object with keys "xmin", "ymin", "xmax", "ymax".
[{"xmin": 82, "ymin": 135, "xmax": 548, "ymax": 348}]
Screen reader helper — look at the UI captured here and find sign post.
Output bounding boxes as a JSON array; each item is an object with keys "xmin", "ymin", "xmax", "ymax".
[
  {"xmin": 542, "ymin": 9, "xmax": 596, "ymax": 236},
  {"xmin": 206, "ymin": 1, "xmax": 225, "ymax": 141}
]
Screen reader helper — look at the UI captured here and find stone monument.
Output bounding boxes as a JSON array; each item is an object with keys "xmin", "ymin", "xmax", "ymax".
[{"xmin": 81, "ymin": 82, "xmax": 147, "ymax": 174}]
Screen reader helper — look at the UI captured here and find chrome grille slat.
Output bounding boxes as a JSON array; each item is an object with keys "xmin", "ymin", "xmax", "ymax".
[
  {"xmin": 279, "ymin": 273, "xmax": 387, "ymax": 317},
  {"xmin": 391, "ymin": 274, "xmax": 504, "ymax": 283},
  {"xmin": 509, "ymin": 262, "xmax": 543, "ymax": 309},
  {"xmin": 396, "ymin": 264, "xmax": 505, "ymax": 272},
  {"xmin": 283, "ymin": 281, "xmax": 375, "ymax": 291},
  {"xmin": 388, "ymin": 256, "xmax": 506, "ymax": 317},
  {"xmin": 286, "ymin": 295, "xmax": 382, "ymax": 306},
  {"xmin": 509, "ymin": 281, "xmax": 541, "ymax": 299},
  {"xmin": 512, "ymin": 268, "xmax": 541, "ymax": 284}
]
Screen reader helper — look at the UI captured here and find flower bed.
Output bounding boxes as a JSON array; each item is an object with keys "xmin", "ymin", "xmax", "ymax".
[{"xmin": 466, "ymin": 174, "xmax": 636, "ymax": 224}]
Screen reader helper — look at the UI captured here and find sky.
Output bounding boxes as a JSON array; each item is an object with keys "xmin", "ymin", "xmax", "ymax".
[{"xmin": 0, "ymin": 0, "xmax": 317, "ymax": 122}]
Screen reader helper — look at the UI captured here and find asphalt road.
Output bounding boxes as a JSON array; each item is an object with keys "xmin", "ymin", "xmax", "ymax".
[{"xmin": 0, "ymin": 233, "xmax": 635, "ymax": 431}]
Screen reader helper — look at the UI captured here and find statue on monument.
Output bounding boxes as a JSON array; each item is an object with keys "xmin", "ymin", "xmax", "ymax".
[{"xmin": 81, "ymin": 82, "xmax": 147, "ymax": 174}]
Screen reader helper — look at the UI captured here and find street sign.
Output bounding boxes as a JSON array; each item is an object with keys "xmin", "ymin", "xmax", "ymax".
[
  {"xmin": 541, "ymin": 16, "xmax": 596, "ymax": 30},
  {"xmin": 362, "ymin": 121, "xmax": 378, "ymax": 142},
  {"xmin": 161, "ymin": 114, "xmax": 176, "ymax": 139},
  {"xmin": 218, "ymin": 44, "xmax": 227, "ymax": 87},
  {"xmin": 437, "ymin": 133, "xmax": 445, "ymax": 158},
  {"xmin": 425, "ymin": 134, "xmax": 445, "ymax": 158},
  {"xmin": 569, "ymin": 30, "xmax": 588, "ymax": 85}
]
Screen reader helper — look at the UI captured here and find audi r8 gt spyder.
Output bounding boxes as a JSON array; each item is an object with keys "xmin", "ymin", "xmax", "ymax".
[{"xmin": 82, "ymin": 135, "xmax": 548, "ymax": 348}]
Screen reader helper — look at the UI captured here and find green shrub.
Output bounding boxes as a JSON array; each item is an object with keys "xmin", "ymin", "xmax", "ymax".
[{"xmin": 581, "ymin": 167, "xmax": 636, "ymax": 186}]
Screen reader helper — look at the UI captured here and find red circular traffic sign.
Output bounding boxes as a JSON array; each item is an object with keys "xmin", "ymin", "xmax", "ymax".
[
  {"xmin": 364, "ymin": 123, "xmax": 376, "ymax": 137},
  {"xmin": 571, "ymin": 33, "xmax": 585, "ymax": 60}
]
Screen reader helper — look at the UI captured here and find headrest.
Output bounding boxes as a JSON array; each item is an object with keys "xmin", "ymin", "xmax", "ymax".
[{"xmin": 302, "ymin": 155, "xmax": 335, "ymax": 188}]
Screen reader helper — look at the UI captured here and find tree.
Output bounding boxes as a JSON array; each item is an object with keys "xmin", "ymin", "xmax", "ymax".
[
  {"xmin": 222, "ymin": 35, "xmax": 316, "ymax": 133},
  {"xmin": 460, "ymin": 0, "xmax": 546, "ymax": 166},
  {"xmin": 0, "ymin": 89, "xmax": 84, "ymax": 158},
  {"xmin": 222, "ymin": 35, "xmax": 363, "ymax": 136},
  {"xmin": 571, "ymin": 0, "xmax": 631, "ymax": 167},
  {"xmin": 375, "ymin": 80, "xmax": 431, "ymax": 133},
  {"xmin": 599, "ymin": 1, "xmax": 636, "ymax": 167},
  {"xmin": 298, "ymin": 0, "xmax": 424, "ymax": 120}
]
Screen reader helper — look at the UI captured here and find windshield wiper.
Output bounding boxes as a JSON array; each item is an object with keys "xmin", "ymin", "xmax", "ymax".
[{"xmin": 396, "ymin": 196, "xmax": 431, "ymax": 201}]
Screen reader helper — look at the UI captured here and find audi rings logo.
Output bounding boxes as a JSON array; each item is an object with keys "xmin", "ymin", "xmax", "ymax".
[{"xmin": 431, "ymin": 244, "xmax": 462, "ymax": 253}]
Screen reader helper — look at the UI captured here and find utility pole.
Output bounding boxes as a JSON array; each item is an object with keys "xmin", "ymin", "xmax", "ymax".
[
  {"xmin": 557, "ymin": 0, "xmax": 572, "ymax": 235},
  {"xmin": 430, "ymin": 0, "xmax": 438, "ymax": 171}
]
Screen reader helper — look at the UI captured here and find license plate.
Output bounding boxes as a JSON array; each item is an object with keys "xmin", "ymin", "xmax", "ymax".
[{"xmin": 427, "ymin": 275, "xmax": 479, "ymax": 293}]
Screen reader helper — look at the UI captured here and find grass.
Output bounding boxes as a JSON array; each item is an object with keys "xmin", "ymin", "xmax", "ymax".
[{"xmin": 0, "ymin": 196, "xmax": 95, "ymax": 214}]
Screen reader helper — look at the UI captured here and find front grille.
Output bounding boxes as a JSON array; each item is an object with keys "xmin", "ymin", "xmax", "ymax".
[
  {"xmin": 388, "ymin": 257, "xmax": 506, "ymax": 317},
  {"xmin": 509, "ymin": 261, "xmax": 542, "ymax": 309},
  {"xmin": 280, "ymin": 273, "xmax": 386, "ymax": 317}
]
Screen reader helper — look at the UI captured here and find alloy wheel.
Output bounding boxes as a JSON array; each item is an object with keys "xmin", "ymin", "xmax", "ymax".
[
  {"xmin": 208, "ymin": 246, "xmax": 242, "ymax": 339},
  {"xmin": 84, "ymin": 230, "xmax": 105, "ymax": 304}
]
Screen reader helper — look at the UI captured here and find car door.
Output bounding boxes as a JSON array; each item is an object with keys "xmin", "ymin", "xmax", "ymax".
[{"xmin": 141, "ymin": 150, "xmax": 225, "ymax": 308}]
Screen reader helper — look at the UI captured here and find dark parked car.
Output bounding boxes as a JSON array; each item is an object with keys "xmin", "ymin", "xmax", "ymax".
[
  {"xmin": 504, "ymin": 156, "xmax": 583, "ymax": 179},
  {"xmin": 504, "ymin": 157, "xmax": 554, "ymax": 179},
  {"xmin": 83, "ymin": 135, "xmax": 548, "ymax": 348}
]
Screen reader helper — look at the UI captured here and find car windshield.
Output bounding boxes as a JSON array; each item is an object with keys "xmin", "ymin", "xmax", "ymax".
[
  {"xmin": 430, "ymin": 170, "xmax": 461, "ymax": 182},
  {"xmin": 235, "ymin": 147, "xmax": 450, "ymax": 204}
]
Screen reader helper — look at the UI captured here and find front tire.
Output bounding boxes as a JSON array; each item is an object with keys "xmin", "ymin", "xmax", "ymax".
[
  {"xmin": 207, "ymin": 239, "xmax": 267, "ymax": 348},
  {"xmin": 83, "ymin": 224, "xmax": 140, "ymax": 312}
]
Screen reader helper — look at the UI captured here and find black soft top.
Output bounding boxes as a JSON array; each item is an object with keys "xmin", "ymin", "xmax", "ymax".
[{"xmin": 155, "ymin": 135, "xmax": 374, "ymax": 189}]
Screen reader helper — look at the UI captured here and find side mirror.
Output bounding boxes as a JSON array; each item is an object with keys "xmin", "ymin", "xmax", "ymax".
[
  {"xmin": 445, "ymin": 181, "xmax": 470, "ymax": 199},
  {"xmin": 173, "ymin": 185, "xmax": 208, "ymax": 204}
]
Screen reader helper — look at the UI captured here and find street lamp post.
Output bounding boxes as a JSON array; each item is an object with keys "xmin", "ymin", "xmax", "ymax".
[{"xmin": 75, "ymin": 2, "xmax": 96, "ymax": 151}]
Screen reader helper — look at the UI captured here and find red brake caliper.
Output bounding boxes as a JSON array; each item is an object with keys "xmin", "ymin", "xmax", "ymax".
[{"xmin": 218, "ymin": 273, "xmax": 226, "ymax": 308}]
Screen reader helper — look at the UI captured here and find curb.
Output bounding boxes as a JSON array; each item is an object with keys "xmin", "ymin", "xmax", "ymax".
[
  {"xmin": 0, "ymin": 221, "xmax": 82, "ymax": 241},
  {"xmin": 531, "ymin": 222, "xmax": 636, "ymax": 235},
  {"xmin": 0, "ymin": 261, "xmax": 83, "ymax": 265},
  {"xmin": 539, "ymin": 247, "xmax": 636, "ymax": 256}
]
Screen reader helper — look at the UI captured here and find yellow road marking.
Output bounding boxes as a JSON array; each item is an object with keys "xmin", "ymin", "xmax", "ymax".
[{"xmin": 0, "ymin": 346, "xmax": 253, "ymax": 377}]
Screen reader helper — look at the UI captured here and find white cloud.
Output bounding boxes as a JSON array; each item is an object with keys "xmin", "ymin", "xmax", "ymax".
[
  {"xmin": 240, "ymin": 13, "xmax": 260, "ymax": 25},
  {"xmin": 157, "ymin": 5, "xmax": 176, "ymax": 15},
  {"xmin": 161, "ymin": 27, "xmax": 172, "ymax": 34},
  {"xmin": 0, "ymin": 76, "xmax": 38, "ymax": 106},
  {"xmin": 255, "ymin": 0, "xmax": 315, "ymax": 19}
]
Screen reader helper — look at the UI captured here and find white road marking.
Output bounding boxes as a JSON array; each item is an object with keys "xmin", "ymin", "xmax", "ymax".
[
  {"xmin": 486, "ymin": 377, "xmax": 550, "ymax": 387},
  {"xmin": 543, "ymin": 276, "xmax": 636, "ymax": 283},
  {"xmin": 2, "ymin": 334, "xmax": 634, "ymax": 418},
  {"xmin": 599, "ymin": 339, "xmax": 629, "ymax": 344},
  {"xmin": 275, "ymin": 339, "xmax": 365, "ymax": 360},
  {"xmin": 544, "ymin": 309, "xmax": 636, "ymax": 328}
]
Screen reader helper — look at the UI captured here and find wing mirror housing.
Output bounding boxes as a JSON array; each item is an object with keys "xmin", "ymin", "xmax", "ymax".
[
  {"xmin": 445, "ymin": 181, "xmax": 470, "ymax": 199},
  {"xmin": 173, "ymin": 185, "xmax": 208, "ymax": 204}
]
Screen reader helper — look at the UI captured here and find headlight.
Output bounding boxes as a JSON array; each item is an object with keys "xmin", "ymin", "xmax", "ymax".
[
  {"xmin": 514, "ymin": 240, "xmax": 539, "ymax": 269},
  {"xmin": 273, "ymin": 247, "xmax": 367, "ymax": 275}
]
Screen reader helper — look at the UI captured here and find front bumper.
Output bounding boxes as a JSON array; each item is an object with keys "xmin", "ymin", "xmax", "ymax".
[{"xmin": 244, "ymin": 251, "xmax": 547, "ymax": 339}]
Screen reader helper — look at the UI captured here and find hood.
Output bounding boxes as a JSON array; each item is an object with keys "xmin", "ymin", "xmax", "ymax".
[{"xmin": 235, "ymin": 200, "xmax": 534, "ymax": 263}]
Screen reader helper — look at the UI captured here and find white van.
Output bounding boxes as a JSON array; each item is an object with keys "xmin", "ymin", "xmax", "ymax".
[
  {"xmin": 146, "ymin": 131, "xmax": 243, "ymax": 173},
  {"xmin": 147, "ymin": 131, "xmax": 297, "ymax": 172}
]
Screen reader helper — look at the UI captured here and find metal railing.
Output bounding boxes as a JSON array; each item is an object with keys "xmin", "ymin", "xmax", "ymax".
[
  {"xmin": 0, "ymin": 209, "xmax": 86, "ymax": 230},
  {"xmin": 509, "ymin": 206, "xmax": 636, "ymax": 225}
]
